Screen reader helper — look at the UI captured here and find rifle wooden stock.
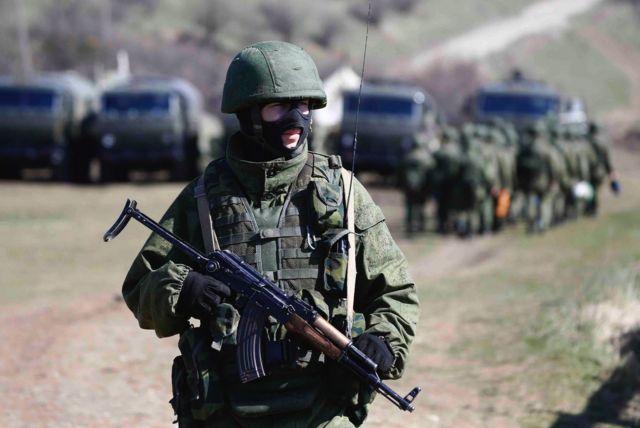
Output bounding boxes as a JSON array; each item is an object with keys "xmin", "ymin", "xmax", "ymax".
[{"xmin": 285, "ymin": 314, "xmax": 342, "ymax": 360}]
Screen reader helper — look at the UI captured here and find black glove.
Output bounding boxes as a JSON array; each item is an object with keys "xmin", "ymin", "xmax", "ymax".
[
  {"xmin": 353, "ymin": 333, "xmax": 395, "ymax": 374},
  {"xmin": 176, "ymin": 270, "xmax": 232, "ymax": 319},
  {"xmin": 611, "ymin": 180, "xmax": 620, "ymax": 195}
]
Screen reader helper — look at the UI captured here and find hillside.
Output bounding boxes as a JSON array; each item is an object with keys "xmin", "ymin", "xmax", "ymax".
[
  {"xmin": 0, "ymin": 0, "xmax": 535, "ymax": 111},
  {"xmin": 483, "ymin": 0, "xmax": 640, "ymax": 126}
]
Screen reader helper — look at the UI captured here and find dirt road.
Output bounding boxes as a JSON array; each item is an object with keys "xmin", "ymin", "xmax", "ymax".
[{"xmin": 402, "ymin": 0, "xmax": 603, "ymax": 73}]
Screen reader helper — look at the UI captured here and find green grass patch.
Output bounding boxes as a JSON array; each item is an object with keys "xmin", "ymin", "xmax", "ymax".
[
  {"xmin": 413, "ymin": 188, "xmax": 640, "ymax": 423},
  {"xmin": 587, "ymin": 1, "xmax": 640, "ymax": 52}
]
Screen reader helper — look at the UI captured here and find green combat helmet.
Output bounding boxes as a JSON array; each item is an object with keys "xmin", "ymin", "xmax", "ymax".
[
  {"xmin": 221, "ymin": 41, "xmax": 327, "ymax": 114},
  {"xmin": 221, "ymin": 41, "xmax": 327, "ymax": 158}
]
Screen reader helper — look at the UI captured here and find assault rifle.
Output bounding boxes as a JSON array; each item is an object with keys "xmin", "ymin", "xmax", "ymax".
[{"xmin": 104, "ymin": 199, "xmax": 421, "ymax": 412}]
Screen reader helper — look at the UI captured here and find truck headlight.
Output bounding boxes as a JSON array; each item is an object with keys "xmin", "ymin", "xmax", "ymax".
[
  {"xmin": 101, "ymin": 134, "xmax": 116, "ymax": 148},
  {"xmin": 51, "ymin": 147, "xmax": 65, "ymax": 165}
]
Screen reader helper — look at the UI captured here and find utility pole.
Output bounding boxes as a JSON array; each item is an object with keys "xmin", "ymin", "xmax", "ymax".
[{"xmin": 14, "ymin": 0, "xmax": 34, "ymax": 76}]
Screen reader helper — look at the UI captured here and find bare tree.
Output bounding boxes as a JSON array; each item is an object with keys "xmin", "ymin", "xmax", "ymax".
[
  {"xmin": 259, "ymin": 0, "xmax": 297, "ymax": 42},
  {"xmin": 349, "ymin": 1, "xmax": 387, "ymax": 26},
  {"xmin": 311, "ymin": 17, "xmax": 343, "ymax": 48},
  {"xmin": 33, "ymin": 0, "xmax": 103, "ymax": 72},
  {"xmin": 193, "ymin": 0, "xmax": 231, "ymax": 44},
  {"xmin": 410, "ymin": 60, "xmax": 484, "ymax": 123},
  {"xmin": 14, "ymin": 0, "xmax": 33, "ymax": 75},
  {"xmin": 387, "ymin": 0, "xmax": 419, "ymax": 13},
  {"xmin": 350, "ymin": 0, "xmax": 418, "ymax": 25}
]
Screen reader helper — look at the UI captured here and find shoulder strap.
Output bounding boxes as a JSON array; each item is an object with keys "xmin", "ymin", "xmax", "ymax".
[
  {"xmin": 341, "ymin": 168, "xmax": 357, "ymax": 338},
  {"xmin": 194, "ymin": 174, "xmax": 220, "ymax": 253}
]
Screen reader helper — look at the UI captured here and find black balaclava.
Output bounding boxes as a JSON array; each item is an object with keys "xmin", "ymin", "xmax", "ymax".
[{"xmin": 236, "ymin": 102, "xmax": 311, "ymax": 161}]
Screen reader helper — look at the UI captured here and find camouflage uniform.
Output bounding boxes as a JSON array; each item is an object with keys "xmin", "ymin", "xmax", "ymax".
[
  {"xmin": 563, "ymin": 126, "xmax": 597, "ymax": 219},
  {"xmin": 493, "ymin": 120, "xmax": 521, "ymax": 222},
  {"xmin": 548, "ymin": 125, "xmax": 572, "ymax": 225},
  {"xmin": 121, "ymin": 41, "xmax": 419, "ymax": 428},
  {"xmin": 586, "ymin": 122, "xmax": 616, "ymax": 215},
  {"xmin": 477, "ymin": 125, "xmax": 502, "ymax": 233},
  {"xmin": 492, "ymin": 126, "xmax": 517, "ymax": 230},
  {"xmin": 516, "ymin": 122, "xmax": 558, "ymax": 233},
  {"xmin": 432, "ymin": 127, "xmax": 463, "ymax": 234},
  {"xmin": 455, "ymin": 125, "xmax": 492, "ymax": 237},
  {"xmin": 399, "ymin": 133, "xmax": 435, "ymax": 234}
]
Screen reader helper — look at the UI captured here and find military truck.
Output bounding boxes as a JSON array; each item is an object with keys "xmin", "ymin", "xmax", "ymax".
[
  {"xmin": 0, "ymin": 72, "xmax": 97, "ymax": 182},
  {"xmin": 332, "ymin": 82, "xmax": 436, "ymax": 175},
  {"xmin": 467, "ymin": 72, "xmax": 561, "ymax": 130},
  {"xmin": 94, "ymin": 76, "xmax": 203, "ymax": 182}
]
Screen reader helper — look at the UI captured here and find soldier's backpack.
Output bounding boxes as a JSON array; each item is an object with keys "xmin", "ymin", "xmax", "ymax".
[{"xmin": 517, "ymin": 144, "xmax": 549, "ymax": 192}]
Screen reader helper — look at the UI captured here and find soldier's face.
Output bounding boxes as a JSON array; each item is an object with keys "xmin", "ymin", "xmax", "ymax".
[{"xmin": 261, "ymin": 100, "xmax": 310, "ymax": 149}]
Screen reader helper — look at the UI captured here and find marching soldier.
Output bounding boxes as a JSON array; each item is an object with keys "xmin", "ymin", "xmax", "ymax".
[
  {"xmin": 399, "ymin": 133, "xmax": 436, "ymax": 235},
  {"xmin": 586, "ymin": 121, "xmax": 620, "ymax": 215}
]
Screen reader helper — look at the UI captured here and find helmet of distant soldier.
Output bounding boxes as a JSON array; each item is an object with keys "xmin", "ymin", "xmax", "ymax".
[
  {"xmin": 221, "ymin": 41, "xmax": 327, "ymax": 114},
  {"xmin": 441, "ymin": 126, "xmax": 460, "ymax": 143}
]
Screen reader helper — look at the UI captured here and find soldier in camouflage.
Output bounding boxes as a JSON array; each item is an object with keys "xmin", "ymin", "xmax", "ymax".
[
  {"xmin": 547, "ymin": 123, "xmax": 572, "ymax": 225},
  {"xmin": 120, "ymin": 41, "xmax": 419, "ymax": 428},
  {"xmin": 432, "ymin": 126, "xmax": 463, "ymax": 234},
  {"xmin": 585, "ymin": 121, "xmax": 620, "ymax": 215},
  {"xmin": 516, "ymin": 121, "xmax": 558, "ymax": 233},
  {"xmin": 563, "ymin": 125, "xmax": 596, "ymax": 219},
  {"xmin": 399, "ymin": 132, "xmax": 436, "ymax": 235},
  {"xmin": 456, "ymin": 125, "xmax": 492, "ymax": 237}
]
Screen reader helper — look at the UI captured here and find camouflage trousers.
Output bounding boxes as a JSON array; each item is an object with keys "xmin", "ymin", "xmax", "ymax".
[
  {"xmin": 177, "ymin": 398, "xmax": 356, "ymax": 428},
  {"xmin": 404, "ymin": 197, "xmax": 427, "ymax": 234},
  {"xmin": 524, "ymin": 191, "xmax": 553, "ymax": 233}
]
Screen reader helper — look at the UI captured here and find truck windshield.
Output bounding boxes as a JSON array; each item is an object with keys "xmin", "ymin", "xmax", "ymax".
[
  {"xmin": 103, "ymin": 92, "xmax": 171, "ymax": 114},
  {"xmin": 0, "ymin": 88, "xmax": 57, "ymax": 111},
  {"xmin": 344, "ymin": 93, "xmax": 415, "ymax": 116},
  {"xmin": 477, "ymin": 92, "xmax": 559, "ymax": 117}
]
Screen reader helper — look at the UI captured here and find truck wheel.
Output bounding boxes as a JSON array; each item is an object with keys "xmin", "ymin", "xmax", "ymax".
[
  {"xmin": 171, "ymin": 137, "xmax": 200, "ymax": 182},
  {"xmin": 68, "ymin": 138, "xmax": 92, "ymax": 184},
  {"xmin": 0, "ymin": 165, "xmax": 21, "ymax": 180},
  {"xmin": 100, "ymin": 160, "xmax": 128, "ymax": 183},
  {"xmin": 52, "ymin": 155, "xmax": 71, "ymax": 182},
  {"xmin": 185, "ymin": 136, "xmax": 201, "ymax": 179},
  {"xmin": 170, "ymin": 158, "xmax": 189, "ymax": 182}
]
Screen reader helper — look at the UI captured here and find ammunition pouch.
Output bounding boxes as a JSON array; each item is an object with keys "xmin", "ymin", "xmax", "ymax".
[
  {"xmin": 170, "ymin": 327, "xmax": 226, "ymax": 422},
  {"xmin": 309, "ymin": 179, "xmax": 344, "ymax": 234},
  {"xmin": 226, "ymin": 367, "xmax": 325, "ymax": 418}
]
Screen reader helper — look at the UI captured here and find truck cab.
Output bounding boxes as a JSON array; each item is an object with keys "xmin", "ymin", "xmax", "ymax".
[
  {"xmin": 94, "ymin": 76, "xmax": 203, "ymax": 182},
  {"xmin": 334, "ymin": 83, "xmax": 435, "ymax": 175},
  {"xmin": 0, "ymin": 73, "xmax": 97, "ymax": 181},
  {"xmin": 470, "ymin": 74, "xmax": 561, "ymax": 131}
]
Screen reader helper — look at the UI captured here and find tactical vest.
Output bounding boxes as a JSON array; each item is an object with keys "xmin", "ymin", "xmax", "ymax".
[
  {"xmin": 171, "ymin": 152, "xmax": 367, "ymax": 422},
  {"xmin": 517, "ymin": 143, "xmax": 550, "ymax": 193},
  {"xmin": 202, "ymin": 152, "xmax": 348, "ymax": 295}
]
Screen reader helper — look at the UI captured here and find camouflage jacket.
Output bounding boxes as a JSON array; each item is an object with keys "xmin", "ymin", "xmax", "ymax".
[{"xmin": 121, "ymin": 135, "xmax": 419, "ymax": 381}]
